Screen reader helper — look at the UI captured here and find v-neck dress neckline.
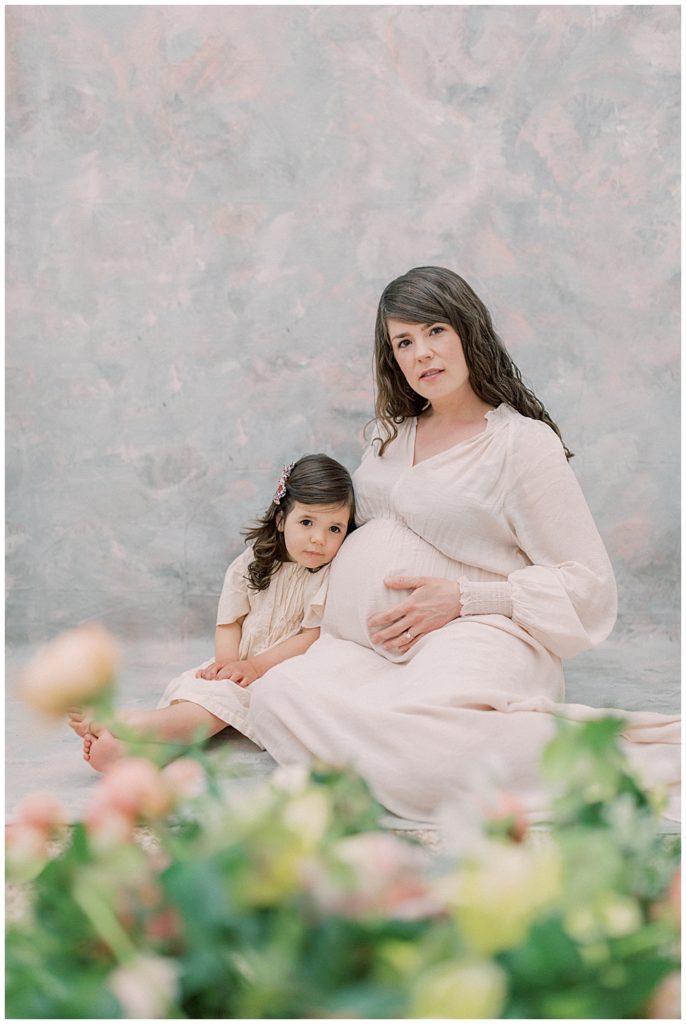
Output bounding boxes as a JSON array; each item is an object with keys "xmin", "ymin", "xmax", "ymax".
[{"xmin": 410, "ymin": 403, "xmax": 505, "ymax": 468}]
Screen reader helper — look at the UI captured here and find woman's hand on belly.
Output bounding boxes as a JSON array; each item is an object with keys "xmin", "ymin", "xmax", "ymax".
[{"xmin": 367, "ymin": 576, "xmax": 462, "ymax": 653}]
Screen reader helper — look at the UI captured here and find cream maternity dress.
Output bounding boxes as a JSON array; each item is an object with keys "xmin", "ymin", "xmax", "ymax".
[
  {"xmin": 244, "ymin": 404, "xmax": 680, "ymax": 823},
  {"xmin": 158, "ymin": 548, "xmax": 329, "ymax": 745}
]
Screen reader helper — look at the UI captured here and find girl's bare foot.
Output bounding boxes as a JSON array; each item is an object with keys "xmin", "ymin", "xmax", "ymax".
[
  {"xmin": 82, "ymin": 728, "xmax": 127, "ymax": 772},
  {"xmin": 68, "ymin": 707, "xmax": 95, "ymax": 738}
]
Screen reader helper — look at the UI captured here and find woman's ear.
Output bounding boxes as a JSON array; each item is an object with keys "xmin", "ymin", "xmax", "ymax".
[{"xmin": 276, "ymin": 511, "xmax": 284, "ymax": 532}]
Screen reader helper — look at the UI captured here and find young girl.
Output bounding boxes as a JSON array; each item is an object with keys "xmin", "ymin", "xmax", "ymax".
[{"xmin": 69, "ymin": 454, "xmax": 355, "ymax": 771}]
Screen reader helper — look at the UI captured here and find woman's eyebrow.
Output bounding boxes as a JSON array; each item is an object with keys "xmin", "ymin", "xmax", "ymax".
[{"xmin": 390, "ymin": 323, "xmax": 433, "ymax": 341}]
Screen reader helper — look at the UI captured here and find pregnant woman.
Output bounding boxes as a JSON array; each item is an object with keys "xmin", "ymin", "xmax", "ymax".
[{"xmin": 244, "ymin": 266, "xmax": 679, "ymax": 824}]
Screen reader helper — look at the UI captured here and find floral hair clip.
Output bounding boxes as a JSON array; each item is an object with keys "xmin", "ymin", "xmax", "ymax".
[{"xmin": 272, "ymin": 462, "xmax": 295, "ymax": 505}]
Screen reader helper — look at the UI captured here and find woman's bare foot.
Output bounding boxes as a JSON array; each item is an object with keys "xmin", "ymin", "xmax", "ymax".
[{"xmin": 82, "ymin": 728, "xmax": 127, "ymax": 772}]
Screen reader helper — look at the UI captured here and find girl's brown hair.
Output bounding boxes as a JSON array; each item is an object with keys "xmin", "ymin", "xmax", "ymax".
[
  {"xmin": 242, "ymin": 454, "xmax": 356, "ymax": 592},
  {"xmin": 373, "ymin": 266, "xmax": 572, "ymax": 459}
]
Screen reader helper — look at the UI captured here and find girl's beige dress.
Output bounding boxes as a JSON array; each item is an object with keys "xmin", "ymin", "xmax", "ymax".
[
  {"xmin": 158, "ymin": 548, "xmax": 329, "ymax": 745},
  {"xmin": 243, "ymin": 404, "xmax": 680, "ymax": 823}
]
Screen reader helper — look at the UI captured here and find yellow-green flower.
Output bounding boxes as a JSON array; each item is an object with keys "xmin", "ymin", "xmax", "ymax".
[
  {"xmin": 445, "ymin": 837, "xmax": 562, "ymax": 954},
  {"xmin": 410, "ymin": 959, "xmax": 507, "ymax": 1019}
]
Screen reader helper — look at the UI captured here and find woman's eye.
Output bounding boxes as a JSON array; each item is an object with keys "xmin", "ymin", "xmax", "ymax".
[
  {"xmin": 396, "ymin": 338, "xmax": 411, "ymax": 349},
  {"xmin": 429, "ymin": 325, "xmax": 445, "ymax": 336}
]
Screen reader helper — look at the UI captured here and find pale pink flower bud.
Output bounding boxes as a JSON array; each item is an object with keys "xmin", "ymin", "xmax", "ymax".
[
  {"xmin": 646, "ymin": 971, "xmax": 681, "ymax": 1019},
  {"xmin": 6, "ymin": 823, "xmax": 51, "ymax": 880},
  {"xmin": 84, "ymin": 804, "xmax": 135, "ymax": 849},
  {"xmin": 15, "ymin": 791, "xmax": 68, "ymax": 834},
  {"xmin": 6, "ymin": 822, "xmax": 49, "ymax": 862},
  {"xmin": 486, "ymin": 790, "xmax": 528, "ymax": 842},
  {"xmin": 162, "ymin": 758, "xmax": 206, "ymax": 801},
  {"xmin": 20, "ymin": 623, "xmax": 118, "ymax": 717},
  {"xmin": 98, "ymin": 758, "xmax": 172, "ymax": 819}
]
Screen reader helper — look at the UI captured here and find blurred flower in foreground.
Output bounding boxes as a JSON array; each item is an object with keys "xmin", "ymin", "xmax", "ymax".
[
  {"xmin": 442, "ymin": 837, "xmax": 562, "ymax": 954},
  {"xmin": 96, "ymin": 758, "xmax": 174, "ymax": 820},
  {"xmin": 484, "ymin": 790, "xmax": 528, "ymax": 843},
  {"xmin": 645, "ymin": 970, "xmax": 681, "ymax": 1019},
  {"xmin": 304, "ymin": 831, "xmax": 440, "ymax": 920},
  {"xmin": 20, "ymin": 623, "xmax": 118, "ymax": 716},
  {"xmin": 162, "ymin": 757, "xmax": 207, "ymax": 801},
  {"xmin": 108, "ymin": 953, "xmax": 179, "ymax": 1019},
  {"xmin": 6, "ymin": 791, "xmax": 68, "ymax": 880},
  {"xmin": 410, "ymin": 958, "xmax": 508, "ymax": 1018}
]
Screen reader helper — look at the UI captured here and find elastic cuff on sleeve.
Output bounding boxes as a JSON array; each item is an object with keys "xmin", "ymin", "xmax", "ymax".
[{"xmin": 459, "ymin": 577, "xmax": 513, "ymax": 618}]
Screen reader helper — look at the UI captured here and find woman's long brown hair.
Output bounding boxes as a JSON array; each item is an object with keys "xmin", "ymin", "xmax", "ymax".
[{"xmin": 373, "ymin": 266, "xmax": 572, "ymax": 459}]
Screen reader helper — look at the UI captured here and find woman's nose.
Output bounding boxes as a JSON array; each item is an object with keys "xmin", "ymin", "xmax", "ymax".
[{"xmin": 415, "ymin": 341, "xmax": 434, "ymax": 360}]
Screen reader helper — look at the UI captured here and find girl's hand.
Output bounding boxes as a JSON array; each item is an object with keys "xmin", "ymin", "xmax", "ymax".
[
  {"xmin": 195, "ymin": 662, "xmax": 224, "ymax": 680},
  {"xmin": 368, "ymin": 576, "xmax": 462, "ymax": 653},
  {"xmin": 215, "ymin": 660, "xmax": 259, "ymax": 688}
]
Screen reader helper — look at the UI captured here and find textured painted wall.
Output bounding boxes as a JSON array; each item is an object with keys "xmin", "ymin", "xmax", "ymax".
[{"xmin": 7, "ymin": 6, "xmax": 679, "ymax": 652}]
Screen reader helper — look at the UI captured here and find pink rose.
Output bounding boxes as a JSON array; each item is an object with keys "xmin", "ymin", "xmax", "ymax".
[
  {"xmin": 14, "ymin": 791, "xmax": 68, "ymax": 833},
  {"xmin": 84, "ymin": 803, "xmax": 135, "ymax": 849},
  {"xmin": 97, "ymin": 758, "xmax": 173, "ymax": 820},
  {"xmin": 20, "ymin": 623, "xmax": 118, "ymax": 716},
  {"xmin": 304, "ymin": 831, "xmax": 440, "ymax": 920}
]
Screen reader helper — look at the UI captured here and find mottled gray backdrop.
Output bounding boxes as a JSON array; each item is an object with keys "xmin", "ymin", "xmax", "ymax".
[{"xmin": 6, "ymin": 7, "xmax": 679, "ymax": 669}]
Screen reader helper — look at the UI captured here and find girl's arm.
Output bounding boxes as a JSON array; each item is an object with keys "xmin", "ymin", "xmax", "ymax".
[
  {"xmin": 195, "ymin": 621, "xmax": 244, "ymax": 679},
  {"xmin": 214, "ymin": 628, "xmax": 320, "ymax": 686},
  {"xmin": 250, "ymin": 627, "xmax": 319, "ymax": 676}
]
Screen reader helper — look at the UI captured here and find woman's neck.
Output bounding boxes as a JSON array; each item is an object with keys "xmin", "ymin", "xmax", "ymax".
[{"xmin": 421, "ymin": 390, "xmax": 493, "ymax": 427}]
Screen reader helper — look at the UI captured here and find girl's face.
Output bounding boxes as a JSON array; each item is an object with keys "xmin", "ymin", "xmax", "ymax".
[
  {"xmin": 387, "ymin": 318, "xmax": 472, "ymax": 408},
  {"xmin": 278, "ymin": 501, "xmax": 350, "ymax": 569}
]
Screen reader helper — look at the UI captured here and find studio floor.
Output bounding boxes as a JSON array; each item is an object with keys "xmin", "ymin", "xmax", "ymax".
[{"xmin": 5, "ymin": 630, "xmax": 680, "ymax": 833}]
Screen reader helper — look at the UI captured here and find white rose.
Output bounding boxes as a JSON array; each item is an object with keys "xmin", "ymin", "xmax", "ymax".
[{"xmin": 108, "ymin": 953, "xmax": 179, "ymax": 1019}]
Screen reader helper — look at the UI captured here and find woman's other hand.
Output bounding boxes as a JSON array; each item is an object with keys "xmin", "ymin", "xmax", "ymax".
[{"xmin": 368, "ymin": 576, "xmax": 462, "ymax": 652}]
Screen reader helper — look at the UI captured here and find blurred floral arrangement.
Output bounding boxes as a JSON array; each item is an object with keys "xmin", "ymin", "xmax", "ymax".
[{"xmin": 6, "ymin": 625, "xmax": 681, "ymax": 1018}]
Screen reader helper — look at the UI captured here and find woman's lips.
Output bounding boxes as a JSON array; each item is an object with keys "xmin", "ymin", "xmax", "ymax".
[{"xmin": 419, "ymin": 368, "xmax": 444, "ymax": 380}]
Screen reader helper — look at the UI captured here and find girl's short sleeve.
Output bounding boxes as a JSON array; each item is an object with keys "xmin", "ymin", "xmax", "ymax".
[
  {"xmin": 301, "ymin": 565, "xmax": 331, "ymax": 630},
  {"xmin": 216, "ymin": 548, "xmax": 253, "ymax": 626}
]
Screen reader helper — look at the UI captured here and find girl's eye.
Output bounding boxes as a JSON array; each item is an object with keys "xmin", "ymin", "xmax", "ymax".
[
  {"xmin": 300, "ymin": 519, "xmax": 312, "ymax": 527},
  {"xmin": 329, "ymin": 525, "xmax": 342, "ymax": 534}
]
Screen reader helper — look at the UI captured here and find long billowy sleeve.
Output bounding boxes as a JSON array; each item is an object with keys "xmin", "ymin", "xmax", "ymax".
[{"xmin": 459, "ymin": 422, "xmax": 617, "ymax": 658}]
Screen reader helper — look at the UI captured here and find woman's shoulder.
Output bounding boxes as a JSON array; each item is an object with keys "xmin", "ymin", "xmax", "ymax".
[
  {"xmin": 497, "ymin": 406, "xmax": 568, "ymax": 479},
  {"xmin": 500, "ymin": 405, "xmax": 564, "ymax": 449},
  {"xmin": 361, "ymin": 417, "xmax": 413, "ymax": 459}
]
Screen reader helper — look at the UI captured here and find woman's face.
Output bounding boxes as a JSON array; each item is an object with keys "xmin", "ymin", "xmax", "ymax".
[{"xmin": 386, "ymin": 318, "xmax": 472, "ymax": 407}]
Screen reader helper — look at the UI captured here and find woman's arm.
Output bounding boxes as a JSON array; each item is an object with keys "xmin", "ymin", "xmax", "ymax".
[
  {"xmin": 214, "ymin": 628, "xmax": 320, "ymax": 687},
  {"xmin": 370, "ymin": 422, "xmax": 617, "ymax": 659}
]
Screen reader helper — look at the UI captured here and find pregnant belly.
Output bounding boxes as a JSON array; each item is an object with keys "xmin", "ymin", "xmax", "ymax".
[{"xmin": 322, "ymin": 519, "xmax": 463, "ymax": 653}]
